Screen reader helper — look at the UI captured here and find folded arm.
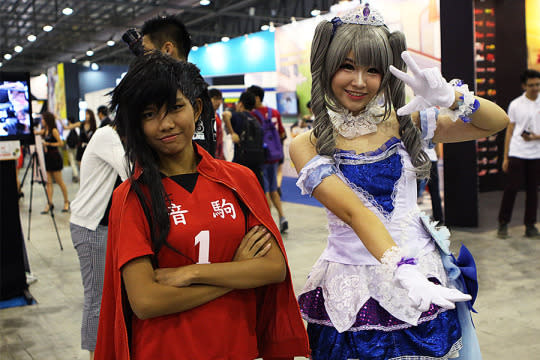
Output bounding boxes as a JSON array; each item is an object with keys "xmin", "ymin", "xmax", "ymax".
[
  {"xmin": 122, "ymin": 256, "xmax": 232, "ymax": 320},
  {"xmin": 155, "ymin": 226, "xmax": 286, "ymax": 289}
]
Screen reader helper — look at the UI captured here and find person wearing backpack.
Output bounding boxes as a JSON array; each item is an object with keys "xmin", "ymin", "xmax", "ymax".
[
  {"xmin": 247, "ymin": 85, "xmax": 288, "ymax": 233},
  {"xmin": 222, "ymin": 91, "xmax": 265, "ymax": 187}
]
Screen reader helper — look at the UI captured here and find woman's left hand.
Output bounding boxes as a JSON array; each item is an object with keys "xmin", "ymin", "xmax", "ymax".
[
  {"xmin": 389, "ymin": 51, "xmax": 455, "ymax": 116},
  {"xmin": 155, "ymin": 266, "xmax": 194, "ymax": 287}
]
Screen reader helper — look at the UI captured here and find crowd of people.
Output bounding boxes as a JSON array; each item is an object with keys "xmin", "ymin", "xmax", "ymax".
[{"xmin": 15, "ymin": 3, "xmax": 540, "ymax": 360}]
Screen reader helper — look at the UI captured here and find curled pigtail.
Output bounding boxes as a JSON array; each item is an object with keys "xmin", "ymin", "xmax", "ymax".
[
  {"xmin": 388, "ymin": 31, "xmax": 430, "ymax": 179},
  {"xmin": 311, "ymin": 21, "xmax": 337, "ymax": 156}
]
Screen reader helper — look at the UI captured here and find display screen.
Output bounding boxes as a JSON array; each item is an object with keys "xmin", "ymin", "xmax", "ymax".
[
  {"xmin": 276, "ymin": 91, "xmax": 298, "ymax": 116},
  {"xmin": 0, "ymin": 72, "xmax": 34, "ymax": 144}
]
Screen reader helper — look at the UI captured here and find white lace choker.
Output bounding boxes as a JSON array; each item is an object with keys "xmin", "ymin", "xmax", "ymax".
[{"xmin": 328, "ymin": 99, "xmax": 386, "ymax": 139}]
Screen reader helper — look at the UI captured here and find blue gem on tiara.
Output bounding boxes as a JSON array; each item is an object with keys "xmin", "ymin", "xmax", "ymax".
[
  {"xmin": 335, "ymin": 4, "xmax": 385, "ymax": 27},
  {"xmin": 363, "ymin": 6, "xmax": 370, "ymax": 17}
]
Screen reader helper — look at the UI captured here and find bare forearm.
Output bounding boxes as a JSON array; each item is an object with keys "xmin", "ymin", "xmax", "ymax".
[
  {"xmin": 131, "ymin": 282, "xmax": 231, "ymax": 320},
  {"xmin": 349, "ymin": 210, "xmax": 396, "ymax": 261},
  {"xmin": 122, "ymin": 258, "xmax": 232, "ymax": 320},
  {"xmin": 469, "ymin": 97, "xmax": 509, "ymax": 133},
  {"xmin": 223, "ymin": 112, "xmax": 234, "ymax": 134},
  {"xmin": 503, "ymin": 124, "xmax": 514, "ymax": 159},
  {"xmin": 312, "ymin": 176, "xmax": 396, "ymax": 262},
  {"xmin": 191, "ymin": 257, "xmax": 286, "ymax": 289}
]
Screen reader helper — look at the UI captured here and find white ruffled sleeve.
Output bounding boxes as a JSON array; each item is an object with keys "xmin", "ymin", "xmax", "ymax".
[
  {"xmin": 296, "ymin": 155, "xmax": 337, "ymax": 196},
  {"xmin": 419, "ymin": 107, "xmax": 439, "ymax": 149}
]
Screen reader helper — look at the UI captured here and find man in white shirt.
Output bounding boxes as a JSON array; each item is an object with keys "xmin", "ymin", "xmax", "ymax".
[
  {"xmin": 497, "ymin": 69, "xmax": 540, "ymax": 238},
  {"xmin": 69, "ymin": 124, "xmax": 128, "ymax": 359}
]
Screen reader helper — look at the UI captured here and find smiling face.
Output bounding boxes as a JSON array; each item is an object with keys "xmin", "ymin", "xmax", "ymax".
[
  {"xmin": 331, "ymin": 51, "xmax": 382, "ymax": 115},
  {"xmin": 142, "ymin": 90, "xmax": 202, "ymax": 160}
]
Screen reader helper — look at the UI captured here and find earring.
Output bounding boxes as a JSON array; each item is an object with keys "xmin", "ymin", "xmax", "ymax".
[{"xmin": 192, "ymin": 118, "xmax": 205, "ymax": 140}]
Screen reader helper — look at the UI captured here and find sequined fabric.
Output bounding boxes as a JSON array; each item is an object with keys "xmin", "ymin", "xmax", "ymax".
[
  {"xmin": 299, "ymin": 287, "xmax": 444, "ymax": 331},
  {"xmin": 336, "ymin": 137, "xmax": 402, "ymax": 216},
  {"xmin": 307, "ymin": 310, "xmax": 462, "ymax": 360}
]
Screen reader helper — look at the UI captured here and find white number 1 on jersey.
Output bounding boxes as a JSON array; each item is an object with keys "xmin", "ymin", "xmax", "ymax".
[{"xmin": 194, "ymin": 230, "xmax": 211, "ymax": 264}]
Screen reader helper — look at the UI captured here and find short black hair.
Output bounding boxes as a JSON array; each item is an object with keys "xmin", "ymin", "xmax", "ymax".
[
  {"xmin": 208, "ymin": 88, "xmax": 222, "ymax": 99},
  {"xmin": 141, "ymin": 15, "xmax": 192, "ymax": 59},
  {"xmin": 97, "ymin": 105, "xmax": 109, "ymax": 116},
  {"xmin": 246, "ymin": 85, "xmax": 264, "ymax": 102},
  {"xmin": 239, "ymin": 91, "xmax": 255, "ymax": 111},
  {"xmin": 520, "ymin": 69, "xmax": 540, "ymax": 84}
]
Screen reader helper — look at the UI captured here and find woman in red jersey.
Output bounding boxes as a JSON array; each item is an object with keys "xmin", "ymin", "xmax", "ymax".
[{"xmin": 94, "ymin": 52, "xmax": 309, "ymax": 360}]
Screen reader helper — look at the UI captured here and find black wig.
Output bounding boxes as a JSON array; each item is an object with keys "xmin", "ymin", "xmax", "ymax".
[{"xmin": 110, "ymin": 51, "xmax": 214, "ymax": 262}]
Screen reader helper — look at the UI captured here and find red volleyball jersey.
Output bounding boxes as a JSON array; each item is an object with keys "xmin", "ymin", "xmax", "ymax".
[
  {"xmin": 95, "ymin": 144, "xmax": 310, "ymax": 360},
  {"xmin": 116, "ymin": 175, "xmax": 261, "ymax": 360}
]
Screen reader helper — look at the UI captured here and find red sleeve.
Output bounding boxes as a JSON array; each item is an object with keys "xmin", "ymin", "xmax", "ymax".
[
  {"xmin": 247, "ymin": 211, "xmax": 262, "ymax": 229},
  {"xmin": 115, "ymin": 190, "xmax": 154, "ymax": 270},
  {"xmin": 273, "ymin": 109, "xmax": 285, "ymax": 136}
]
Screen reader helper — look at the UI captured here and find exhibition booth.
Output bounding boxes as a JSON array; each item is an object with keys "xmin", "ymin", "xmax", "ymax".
[{"xmin": 1, "ymin": 0, "xmax": 536, "ymax": 303}]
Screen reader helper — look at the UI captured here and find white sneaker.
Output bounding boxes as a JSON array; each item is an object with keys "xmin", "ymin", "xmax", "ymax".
[{"xmin": 26, "ymin": 272, "xmax": 38, "ymax": 285}]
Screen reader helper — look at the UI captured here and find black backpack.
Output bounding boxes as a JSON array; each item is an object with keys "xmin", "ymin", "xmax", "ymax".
[
  {"xmin": 66, "ymin": 129, "xmax": 79, "ymax": 149},
  {"xmin": 236, "ymin": 112, "xmax": 265, "ymax": 167}
]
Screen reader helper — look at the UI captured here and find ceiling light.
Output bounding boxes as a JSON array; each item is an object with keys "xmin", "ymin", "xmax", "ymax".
[
  {"xmin": 107, "ymin": 40, "xmax": 116, "ymax": 47},
  {"xmin": 86, "ymin": 49, "xmax": 94, "ymax": 56},
  {"xmin": 43, "ymin": 25, "xmax": 53, "ymax": 32},
  {"xmin": 261, "ymin": 24, "xmax": 269, "ymax": 31},
  {"xmin": 71, "ymin": 58, "xmax": 77, "ymax": 63},
  {"xmin": 14, "ymin": 46, "xmax": 23, "ymax": 53},
  {"xmin": 221, "ymin": 36, "xmax": 230, "ymax": 42},
  {"xmin": 91, "ymin": 63, "xmax": 99, "ymax": 71},
  {"xmin": 83, "ymin": 60, "xmax": 91, "ymax": 67},
  {"xmin": 27, "ymin": 34, "xmax": 37, "ymax": 42},
  {"xmin": 311, "ymin": 9, "xmax": 321, "ymax": 16},
  {"xmin": 62, "ymin": 7, "xmax": 73, "ymax": 15},
  {"xmin": 4, "ymin": 54, "xmax": 12, "ymax": 60},
  {"xmin": 191, "ymin": 46, "xmax": 199, "ymax": 51},
  {"xmin": 0, "ymin": 62, "xmax": 3, "ymax": 68},
  {"xmin": 200, "ymin": 0, "xmax": 211, "ymax": 5}
]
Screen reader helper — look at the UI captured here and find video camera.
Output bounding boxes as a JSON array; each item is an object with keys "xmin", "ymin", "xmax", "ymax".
[{"xmin": 122, "ymin": 29, "xmax": 145, "ymax": 56}]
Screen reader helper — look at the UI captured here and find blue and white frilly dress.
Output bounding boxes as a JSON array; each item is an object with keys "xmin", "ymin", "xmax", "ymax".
[{"xmin": 296, "ymin": 137, "xmax": 481, "ymax": 360}]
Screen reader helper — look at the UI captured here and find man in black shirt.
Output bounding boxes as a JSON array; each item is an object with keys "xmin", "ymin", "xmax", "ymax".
[{"xmin": 97, "ymin": 105, "xmax": 112, "ymax": 128}]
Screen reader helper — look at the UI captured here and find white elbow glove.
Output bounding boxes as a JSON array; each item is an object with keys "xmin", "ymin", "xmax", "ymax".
[{"xmin": 394, "ymin": 264, "xmax": 471, "ymax": 312}]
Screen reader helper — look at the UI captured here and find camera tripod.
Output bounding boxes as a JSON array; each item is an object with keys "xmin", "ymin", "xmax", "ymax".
[{"xmin": 19, "ymin": 148, "xmax": 63, "ymax": 250}]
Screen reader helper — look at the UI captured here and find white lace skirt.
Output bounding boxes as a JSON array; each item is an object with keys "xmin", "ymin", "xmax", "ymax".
[{"xmin": 298, "ymin": 249, "xmax": 449, "ymax": 333}]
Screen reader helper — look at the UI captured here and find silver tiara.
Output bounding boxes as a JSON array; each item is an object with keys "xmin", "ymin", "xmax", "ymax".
[{"xmin": 331, "ymin": 3, "xmax": 385, "ymax": 29}]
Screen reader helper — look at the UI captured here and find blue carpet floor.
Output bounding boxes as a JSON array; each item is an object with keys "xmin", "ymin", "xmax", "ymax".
[
  {"xmin": 0, "ymin": 295, "xmax": 35, "ymax": 309},
  {"xmin": 281, "ymin": 176, "xmax": 323, "ymax": 207}
]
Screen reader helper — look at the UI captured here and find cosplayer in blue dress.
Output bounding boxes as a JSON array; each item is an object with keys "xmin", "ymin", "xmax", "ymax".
[
  {"xmin": 297, "ymin": 138, "xmax": 478, "ymax": 359},
  {"xmin": 290, "ymin": 3, "xmax": 508, "ymax": 360}
]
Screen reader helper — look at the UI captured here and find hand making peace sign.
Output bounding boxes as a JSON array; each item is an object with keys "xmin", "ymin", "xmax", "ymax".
[{"xmin": 389, "ymin": 51, "xmax": 456, "ymax": 116}]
